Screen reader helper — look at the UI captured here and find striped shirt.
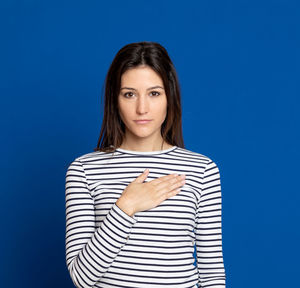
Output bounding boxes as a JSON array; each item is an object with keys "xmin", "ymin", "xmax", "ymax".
[{"xmin": 65, "ymin": 145, "xmax": 226, "ymax": 288}]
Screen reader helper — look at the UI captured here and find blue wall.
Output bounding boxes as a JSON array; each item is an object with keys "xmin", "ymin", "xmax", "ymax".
[{"xmin": 1, "ymin": 0, "xmax": 299, "ymax": 287}]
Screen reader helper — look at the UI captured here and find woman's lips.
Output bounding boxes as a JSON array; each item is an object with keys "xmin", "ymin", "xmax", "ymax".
[{"xmin": 134, "ymin": 120, "xmax": 152, "ymax": 124}]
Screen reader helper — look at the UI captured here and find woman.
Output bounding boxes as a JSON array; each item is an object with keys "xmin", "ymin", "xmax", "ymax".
[{"xmin": 65, "ymin": 41, "xmax": 226, "ymax": 288}]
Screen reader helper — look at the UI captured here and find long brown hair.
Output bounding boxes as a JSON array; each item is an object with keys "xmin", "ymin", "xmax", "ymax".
[{"xmin": 94, "ymin": 41, "xmax": 184, "ymax": 153}]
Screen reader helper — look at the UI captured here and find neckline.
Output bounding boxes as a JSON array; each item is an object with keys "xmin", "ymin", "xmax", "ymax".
[{"xmin": 115, "ymin": 145, "xmax": 177, "ymax": 155}]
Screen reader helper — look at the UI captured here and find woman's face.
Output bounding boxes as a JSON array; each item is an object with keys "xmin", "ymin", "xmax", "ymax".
[{"xmin": 118, "ymin": 65, "xmax": 167, "ymax": 142}]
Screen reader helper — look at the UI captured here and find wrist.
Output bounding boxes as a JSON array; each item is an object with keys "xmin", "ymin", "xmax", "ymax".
[{"xmin": 116, "ymin": 198, "xmax": 135, "ymax": 217}]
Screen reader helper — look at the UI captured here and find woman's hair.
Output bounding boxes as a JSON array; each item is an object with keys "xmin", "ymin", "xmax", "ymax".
[{"xmin": 94, "ymin": 41, "xmax": 185, "ymax": 153}]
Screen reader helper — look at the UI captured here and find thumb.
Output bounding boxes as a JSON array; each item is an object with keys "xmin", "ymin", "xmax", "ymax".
[{"xmin": 134, "ymin": 168, "xmax": 149, "ymax": 183}]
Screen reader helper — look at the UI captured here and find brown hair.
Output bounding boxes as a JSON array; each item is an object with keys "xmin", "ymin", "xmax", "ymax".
[{"xmin": 94, "ymin": 41, "xmax": 185, "ymax": 153}]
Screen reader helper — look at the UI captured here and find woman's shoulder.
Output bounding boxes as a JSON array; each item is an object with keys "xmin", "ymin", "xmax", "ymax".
[
  {"xmin": 66, "ymin": 150, "xmax": 114, "ymax": 169},
  {"xmin": 75, "ymin": 149, "xmax": 114, "ymax": 162},
  {"xmin": 174, "ymin": 146, "xmax": 218, "ymax": 167}
]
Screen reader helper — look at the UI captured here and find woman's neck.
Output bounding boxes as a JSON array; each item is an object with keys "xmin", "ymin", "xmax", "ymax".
[{"xmin": 119, "ymin": 139, "xmax": 172, "ymax": 152}]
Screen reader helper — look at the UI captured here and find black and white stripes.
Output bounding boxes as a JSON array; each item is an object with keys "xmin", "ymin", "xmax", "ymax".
[{"xmin": 65, "ymin": 146, "xmax": 226, "ymax": 288}]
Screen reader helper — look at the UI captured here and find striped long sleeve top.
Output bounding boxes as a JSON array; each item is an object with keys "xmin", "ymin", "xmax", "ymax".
[{"xmin": 65, "ymin": 145, "xmax": 226, "ymax": 288}]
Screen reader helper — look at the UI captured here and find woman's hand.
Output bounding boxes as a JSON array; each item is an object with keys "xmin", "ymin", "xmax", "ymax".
[{"xmin": 115, "ymin": 169, "xmax": 186, "ymax": 217}]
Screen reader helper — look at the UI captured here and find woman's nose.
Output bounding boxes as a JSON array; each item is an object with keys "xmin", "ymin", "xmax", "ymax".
[{"xmin": 136, "ymin": 95, "xmax": 149, "ymax": 114}]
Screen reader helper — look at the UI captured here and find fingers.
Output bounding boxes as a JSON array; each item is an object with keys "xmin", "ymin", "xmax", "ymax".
[
  {"xmin": 158, "ymin": 187, "xmax": 181, "ymax": 203},
  {"xmin": 134, "ymin": 169, "xmax": 149, "ymax": 183},
  {"xmin": 134, "ymin": 170, "xmax": 186, "ymax": 196},
  {"xmin": 155, "ymin": 174, "xmax": 185, "ymax": 192},
  {"xmin": 166, "ymin": 188, "xmax": 181, "ymax": 198},
  {"xmin": 150, "ymin": 173, "xmax": 179, "ymax": 185},
  {"xmin": 135, "ymin": 170, "xmax": 180, "ymax": 185},
  {"xmin": 125, "ymin": 171, "xmax": 186, "ymax": 214}
]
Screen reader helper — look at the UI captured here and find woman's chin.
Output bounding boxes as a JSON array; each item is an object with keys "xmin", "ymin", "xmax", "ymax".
[{"xmin": 129, "ymin": 129, "xmax": 157, "ymax": 139}]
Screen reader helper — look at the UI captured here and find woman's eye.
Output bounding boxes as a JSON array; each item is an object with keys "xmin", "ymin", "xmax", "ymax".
[
  {"xmin": 150, "ymin": 91, "xmax": 160, "ymax": 96},
  {"xmin": 124, "ymin": 92, "xmax": 134, "ymax": 98}
]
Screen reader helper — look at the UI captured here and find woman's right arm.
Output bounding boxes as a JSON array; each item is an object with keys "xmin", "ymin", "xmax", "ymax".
[{"xmin": 65, "ymin": 159, "xmax": 137, "ymax": 288}]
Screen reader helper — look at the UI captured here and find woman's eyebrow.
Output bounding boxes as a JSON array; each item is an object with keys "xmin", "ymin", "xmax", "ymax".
[{"xmin": 120, "ymin": 85, "xmax": 164, "ymax": 91}]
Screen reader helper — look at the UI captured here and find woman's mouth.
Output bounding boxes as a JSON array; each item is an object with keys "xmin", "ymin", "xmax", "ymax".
[{"xmin": 134, "ymin": 120, "xmax": 152, "ymax": 124}]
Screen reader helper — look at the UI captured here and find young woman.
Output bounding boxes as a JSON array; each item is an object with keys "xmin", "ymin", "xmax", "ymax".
[{"xmin": 65, "ymin": 41, "xmax": 226, "ymax": 288}]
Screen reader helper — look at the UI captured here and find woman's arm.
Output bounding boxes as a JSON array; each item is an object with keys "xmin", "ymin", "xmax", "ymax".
[
  {"xmin": 195, "ymin": 160, "xmax": 226, "ymax": 287},
  {"xmin": 65, "ymin": 159, "xmax": 137, "ymax": 288}
]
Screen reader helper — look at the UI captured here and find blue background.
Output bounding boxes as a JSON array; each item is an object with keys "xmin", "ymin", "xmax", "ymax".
[{"xmin": 1, "ymin": 0, "xmax": 299, "ymax": 287}]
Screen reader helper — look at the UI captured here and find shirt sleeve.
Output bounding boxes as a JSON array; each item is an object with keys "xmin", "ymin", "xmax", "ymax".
[
  {"xmin": 195, "ymin": 160, "xmax": 226, "ymax": 287},
  {"xmin": 65, "ymin": 159, "xmax": 137, "ymax": 288}
]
